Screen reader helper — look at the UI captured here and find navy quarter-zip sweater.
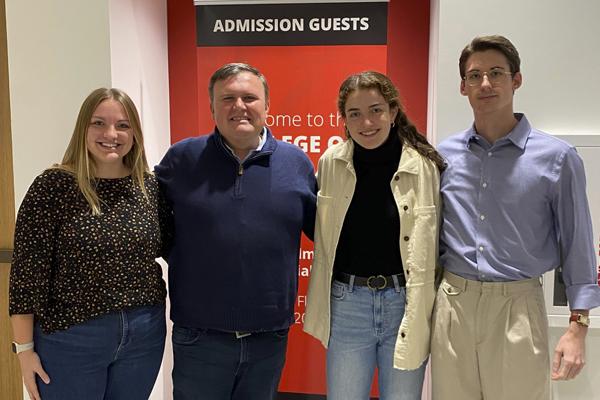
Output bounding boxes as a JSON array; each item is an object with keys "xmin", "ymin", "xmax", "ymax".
[{"xmin": 156, "ymin": 128, "xmax": 317, "ymax": 331}]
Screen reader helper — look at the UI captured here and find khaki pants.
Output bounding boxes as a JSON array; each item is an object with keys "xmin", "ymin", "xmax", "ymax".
[{"xmin": 431, "ymin": 271, "xmax": 550, "ymax": 400}]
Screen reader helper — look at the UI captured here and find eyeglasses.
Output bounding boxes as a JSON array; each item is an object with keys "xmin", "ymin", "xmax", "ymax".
[{"xmin": 463, "ymin": 68, "xmax": 513, "ymax": 87}]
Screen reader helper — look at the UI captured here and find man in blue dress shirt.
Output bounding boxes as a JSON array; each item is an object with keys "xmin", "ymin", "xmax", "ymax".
[{"xmin": 431, "ymin": 35, "xmax": 600, "ymax": 400}]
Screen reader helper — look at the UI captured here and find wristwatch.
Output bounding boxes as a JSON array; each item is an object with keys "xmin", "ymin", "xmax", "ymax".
[
  {"xmin": 11, "ymin": 341, "xmax": 34, "ymax": 354},
  {"xmin": 569, "ymin": 313, "xmax": 590, "ymax": 327}
]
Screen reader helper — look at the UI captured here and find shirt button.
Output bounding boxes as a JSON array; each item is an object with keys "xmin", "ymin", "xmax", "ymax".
[
  {"xmin": 394, "ymin": 176, "xmax": 400, "ymax": 181},
  {"xmin": 480, "ymin": 274, "xmax": 486, "ymax": 279},
  {"xmin": 400, "ymin": 331, "xmax": 406, "ymax": 338},
  {"xmin": 482, "ymin": 182, "xmax": 488, "ymax": 188},
  {"xmin": 479, "ymin": 246, "xmax": 484, "ymax": 252},
  {"xmin": 403, "ymin": 205, "xmax": 408, "ymax": 211},
  {"xmin": 403, "ymin": 236, "xmax": 410, "ymax": 241},
  {"xmin": 480, "ymin": 215, "xmax": 485, "ymax": 221},
  {"xmin": 487, "ymin": 152, "xmax": 493, "ymax": 157}
]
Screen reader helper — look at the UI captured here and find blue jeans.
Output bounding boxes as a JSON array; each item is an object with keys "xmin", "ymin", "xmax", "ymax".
[
  {"xmin": 327, "ymin": 279, "xmax": 426, "ymax": 400},
  {"xmin": 172, "ymin": 325, "xmax": 288, "ymax": 400},
  {"xmin": 34, "ymin": 304, "xmax": 166, "ymax": 400}
]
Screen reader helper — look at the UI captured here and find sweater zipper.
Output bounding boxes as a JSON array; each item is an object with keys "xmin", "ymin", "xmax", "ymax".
[
  {"xmin": 233, "ymin": 151, "xmax": 272, "ymax": 198},
  {"xmin": 234, "ymin": 162, "xmax": 244, "ymax": 197}
]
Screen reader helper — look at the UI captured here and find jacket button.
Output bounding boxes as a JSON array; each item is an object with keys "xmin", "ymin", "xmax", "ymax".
[
  {"xmin": 401, "ymin": 331, "xmax": 406, "ymax": 338},
  {"xmin": 403, "ymin": 236, "xmax": 409, "ymax": 241},
  {"xmin": 394, "ymin": 176, "xmax": 400, "ymax": 181},
  {"xmin": 403, "ymin": 205, "xmax": 408, "ymax": 211}
]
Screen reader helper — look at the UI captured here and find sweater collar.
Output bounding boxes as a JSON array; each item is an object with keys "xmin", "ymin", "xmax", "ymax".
[
  {"xmin": 213, "ymin": 126, "xmax": 277, "ymax": 159},
  {"xmin": 353, "ymin": 130, "xmax": 401, "ymax": 165},
  {"xmin": 333, "ymin": 136, "xmax": 420, "ymax": 175}
]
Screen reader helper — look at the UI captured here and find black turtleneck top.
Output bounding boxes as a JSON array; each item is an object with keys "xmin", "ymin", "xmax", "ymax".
[{"xmin": 333, "ymin": 131, "xmax": 404, "ymax": 278}]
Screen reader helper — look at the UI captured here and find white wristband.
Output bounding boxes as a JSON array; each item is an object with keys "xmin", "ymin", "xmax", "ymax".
[{"xmin": 11, "ymin": 341, "xmax": 34, "ymax": 354}]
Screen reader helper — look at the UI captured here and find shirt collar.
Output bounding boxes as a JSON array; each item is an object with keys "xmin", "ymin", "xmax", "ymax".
[
  {"xmin": 256, "ymin": 127, "xmax": 267, "ymax": 151},
  {"xmin": 465, "ymin": 113, "xmax": 531, "ymax": 150},
  {"xmin": 223, "ymin": 127, "xmax": 267, "ymax": 161}
]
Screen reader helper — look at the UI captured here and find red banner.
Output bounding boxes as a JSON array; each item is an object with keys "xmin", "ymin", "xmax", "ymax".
[{"xmin": 167, "ymin": 1, "xmax": 430, "ymax": 397}]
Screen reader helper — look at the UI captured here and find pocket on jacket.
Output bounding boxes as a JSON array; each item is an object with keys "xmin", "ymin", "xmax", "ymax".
[
  {"xmin": 406, "ymin": 205, "xmax": 437, "ymax": 275},
  {"xmin": 413, "ymin": 205, "xmax": 436, "ymax": 216},
  {"xmin": 315, "ymin": 192, "xmax": 335, "ymax": 255},
  {"xmin": 317, "ymin": 192, "xmax": 334, "ymax": 217}
]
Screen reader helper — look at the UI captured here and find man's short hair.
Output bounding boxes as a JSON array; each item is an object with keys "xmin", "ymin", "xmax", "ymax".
[
  {"xmin": 208, "ymin": 63, "xmax": 270, "ymax": 104},
  {"xmin": 459, "ymin": 35, "xmax": 521, "ymax": 78}
]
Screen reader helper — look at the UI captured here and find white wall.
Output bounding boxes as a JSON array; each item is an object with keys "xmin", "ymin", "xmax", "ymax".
[
  {"xmin": 6, "ymin": 0, "xmax": 172, "ymax": 202},
  {"xmin": 429, "ymin": 1, "xmax": 600, "ymax": 399},
  {"xmin": 429, "ymin": 0, "xmax": 600, "ymax": 143},
  {"xmin": 108, "ymin": 0, "xmax": 171, "ymax": 169},
  {"xmin": 6, "ymin": 0, "xmax": 112, "ymax": 207}
]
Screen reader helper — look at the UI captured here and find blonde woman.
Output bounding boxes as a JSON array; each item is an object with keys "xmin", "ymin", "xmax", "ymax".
[
  {"xmin": 9, "ymin": 88, "xmax": 171, "ymax": 400},
  {"xmin": 304, "ymin": 72, "xmax": 444, "ymax": 400}
]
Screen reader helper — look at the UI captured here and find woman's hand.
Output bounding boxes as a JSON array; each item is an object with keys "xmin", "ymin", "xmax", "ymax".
[{"xmin": 17, "ymin": 350, "xmax": 50, "ymax": 400}]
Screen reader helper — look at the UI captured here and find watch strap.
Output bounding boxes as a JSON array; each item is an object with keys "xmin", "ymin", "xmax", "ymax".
[
  {"xmin": 11, "ymin": 341, "xmax": 34, "ymax": 354},
  {"xmin": 569, "ymin": 313, "xmax": 590, "ymax": 327}
]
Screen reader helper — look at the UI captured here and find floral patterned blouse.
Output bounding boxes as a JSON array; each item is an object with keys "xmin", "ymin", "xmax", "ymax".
[{"xmin": 9, "ymin": 169, "xmax": 171, "ymax": 333}]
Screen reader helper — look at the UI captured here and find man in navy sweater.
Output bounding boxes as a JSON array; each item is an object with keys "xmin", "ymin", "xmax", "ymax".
[{"xmin": 156, "ymin": 63, "xmax": 317, "ymax": 400}]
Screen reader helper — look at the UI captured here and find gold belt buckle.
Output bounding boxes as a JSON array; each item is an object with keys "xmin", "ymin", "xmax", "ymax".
[
  {"xmin": 235, "ymin": 331, "xmax": 251, "ymax": 339},
  {"xmin": 367, "ymin": 275, "xmax": 387, "ymax": 290}
]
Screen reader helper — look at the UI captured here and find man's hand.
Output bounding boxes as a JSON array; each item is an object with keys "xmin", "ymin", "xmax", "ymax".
[
  {"xmin": 552, "ymin": 322, "xmax": 587, "ymax": 380},
  {"xmin": 17, "ymin": 350, "xmax": 50, "ymax": 400}
]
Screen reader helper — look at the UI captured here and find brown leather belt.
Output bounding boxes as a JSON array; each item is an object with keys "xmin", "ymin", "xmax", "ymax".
[{"xmin": 333, "ymin": 271, "xmax": 406, "ymax": 290}]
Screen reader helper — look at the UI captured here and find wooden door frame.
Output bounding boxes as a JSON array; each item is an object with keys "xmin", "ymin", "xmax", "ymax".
[{"xmin": 0, "ymin": 0, "xmax": 23, "ymax": 398}]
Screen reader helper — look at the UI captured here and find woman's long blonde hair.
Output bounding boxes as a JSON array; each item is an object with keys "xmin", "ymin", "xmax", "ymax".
[{"xmin": 55, "ymin": 88, "xmax": 149, "ymax": 215}]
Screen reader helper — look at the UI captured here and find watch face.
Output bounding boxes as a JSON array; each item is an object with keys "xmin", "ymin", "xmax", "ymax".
[{"xmin": 570, "ymin": 314, "xmax": 590, "ymax": 326}]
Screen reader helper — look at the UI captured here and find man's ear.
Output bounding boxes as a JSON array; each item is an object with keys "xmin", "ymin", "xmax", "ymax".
[
  {"xmin": 460, "ymin": 79, "xmax": 468, "ymax": 96},
  {"xmin": 512, "ymin": 72, "xmax": 523, "ymax": 92}
]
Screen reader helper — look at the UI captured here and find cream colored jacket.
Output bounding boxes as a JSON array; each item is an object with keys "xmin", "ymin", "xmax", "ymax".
[{"xmin": 303, "ymin": 138, "xmax": 441, "ymax": 370}]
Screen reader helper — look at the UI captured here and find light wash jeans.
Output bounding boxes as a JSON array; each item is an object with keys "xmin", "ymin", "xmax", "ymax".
[{"xmin": 327, "ymin": 278, "xmax": 426, "ymax": 400}]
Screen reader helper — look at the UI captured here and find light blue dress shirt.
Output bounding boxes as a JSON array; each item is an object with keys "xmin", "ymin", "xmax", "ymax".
[{"xmin": 439, "ymin": 113, "xmax": 600, "ymax": 310}]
